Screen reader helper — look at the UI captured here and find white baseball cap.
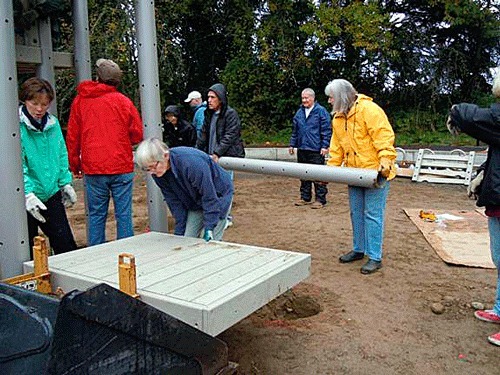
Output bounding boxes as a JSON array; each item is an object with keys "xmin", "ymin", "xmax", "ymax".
[{"xmin": 184, "ymin": 90, "xmax": 202, "ymax": 102}]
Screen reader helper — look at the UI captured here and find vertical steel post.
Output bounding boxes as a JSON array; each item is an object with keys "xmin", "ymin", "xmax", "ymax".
[
  {"xmin": 36, "ymin": 17, "xmax": 57, "ymax": 116},
  {"xmin": 72, "ymin": 0, "xmax": 91, "ymax": 244},
  {"xmin": 0, "ymin": 1, "xmax": 30, "ymax": 278},
  {"xmin": 134, "ymin": 0, "xmax": 168, "ymax": 233},
  {"xmin": 72, "ymin": 0, "xmax": 92, "ymax": 82}
]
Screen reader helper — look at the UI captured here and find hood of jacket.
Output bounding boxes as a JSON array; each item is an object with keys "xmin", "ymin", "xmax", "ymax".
[
  {"xmin": 76, "ymin": 80, "xmax": 117, "ymax": 98},
  {"xmin": 19, "ymin": 106, "xmax": 57, "ymax": 132},
  {"xmin": 164, "ymin": 104, "xmax": 181, "ymax": 117},
  {"xmin": 208, "ymin": 83, "xmax": 228, "ymax": 113},
  {"xmin": 333, "ymin": 94, "xmax": 373, "ymax": 119}
]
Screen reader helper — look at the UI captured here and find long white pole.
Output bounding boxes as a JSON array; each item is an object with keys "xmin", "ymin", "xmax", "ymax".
[{"xmin": 219, "ymin": 157, "xmax": 385, "ymax": 188}]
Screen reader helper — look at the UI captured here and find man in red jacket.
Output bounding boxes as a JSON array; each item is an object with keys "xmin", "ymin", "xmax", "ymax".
[{"xmin": 66, "ymin": 59, "xmax": 143, "ymax": 246}]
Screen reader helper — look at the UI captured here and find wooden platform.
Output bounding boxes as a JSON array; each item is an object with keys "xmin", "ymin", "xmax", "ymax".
[{"xmin": 23, "ymin": 232, "xmax": 311, "ymax": 336}]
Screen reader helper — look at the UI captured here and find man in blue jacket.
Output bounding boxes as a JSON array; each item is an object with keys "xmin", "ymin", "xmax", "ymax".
[
  {"xmin": 184, "ymin": 90, "xmax": 207, "ymax": 139},
  {"xmin": 135, "ymin": 138, "xmax": 233, "ymax": 241},
  {"xmin": 289, "ymin": 88, "xmax": 332, "ymax": 208}
]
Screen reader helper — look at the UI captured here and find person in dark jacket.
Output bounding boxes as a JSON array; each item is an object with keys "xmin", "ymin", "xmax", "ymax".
[
  {"xmin": 162, "ymin": 104, "xmax": 197, "ymax": 148},
  {"xmin": 197, "ymin": 83, "xmax": 245, "ymax": 161},
  {"xmin": 197, "ymin": 83, "xmax": 244, "ymax": 227},
  {"xmin": 447, "ymin": 69, "xmax": 500, "ymax": 347},
  {"xmin": 135, "ymin": 138, "xmax": 233, "ymax": 241},
  {"xmin": 289, "ymin": 88, "xmax": 332, "ymax": 209}
]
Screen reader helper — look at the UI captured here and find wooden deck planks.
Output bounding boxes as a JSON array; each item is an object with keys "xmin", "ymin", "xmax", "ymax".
[{"xmin": 23, "ymin": 232, "xmax": 311, "ymax": 336}]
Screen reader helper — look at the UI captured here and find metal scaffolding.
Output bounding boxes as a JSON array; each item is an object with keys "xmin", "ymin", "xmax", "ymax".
[{"xmin": 0, "ymin": 0, "xmax": 167, "ymax": 278}]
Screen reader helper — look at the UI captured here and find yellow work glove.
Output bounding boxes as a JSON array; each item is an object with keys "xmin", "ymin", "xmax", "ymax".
[{"xmin": 378, "ymin": 157, "xmax": 392, "ymax": 178}]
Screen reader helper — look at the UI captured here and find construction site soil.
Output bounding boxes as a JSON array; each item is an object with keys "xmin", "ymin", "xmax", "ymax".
[{"xmin": 67, "ymin": 172, "xmax": 499, "ymax": 374}]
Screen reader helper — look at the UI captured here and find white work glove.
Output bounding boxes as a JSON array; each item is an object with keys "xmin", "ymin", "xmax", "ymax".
[
  {"xmin": 25, "ymin": 193, "xmax": 47, "ymax": 223},
  {"xmin": 61, "ymin": 184, "xmax": 77, "ymax": 208},
  {"xmin": 467, "ymin": 170, "xmax": 484, "ymax": 200},
  {"xmin": 446, "ymin": 105, "xmax": 460, "ymax": 136}
]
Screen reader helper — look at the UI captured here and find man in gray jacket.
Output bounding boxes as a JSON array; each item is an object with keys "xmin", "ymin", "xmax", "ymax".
[{"xmin": 197, "ymin": 83, "xmax": 245, "ymax": 227}]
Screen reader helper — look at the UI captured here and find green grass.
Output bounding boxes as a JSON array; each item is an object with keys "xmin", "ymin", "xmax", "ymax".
[
  {"xmin": 395, "ymin": 131, "xmax": 478, "ymax": 148},
  {"xmin": 242, "ymin": 127, "xmax": 479, "ymax": 148}
]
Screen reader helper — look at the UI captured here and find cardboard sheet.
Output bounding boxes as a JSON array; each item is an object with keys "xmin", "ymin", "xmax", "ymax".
[{"xmin": 404, "ymin": 208, "xmax": 494, "ymax": 269}]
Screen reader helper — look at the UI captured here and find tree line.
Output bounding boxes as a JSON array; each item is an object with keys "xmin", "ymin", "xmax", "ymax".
[{"xmin": 52, "ymin": 0, "xmax": 499, "ymax": 145}]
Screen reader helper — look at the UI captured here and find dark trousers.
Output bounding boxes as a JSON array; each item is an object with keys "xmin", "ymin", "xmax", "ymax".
[
  {"xmin": 27, "ymin": 190, "xmax": 77, "ymax": 257},
  {"xmin": 297, "ymin": 149, "xmax": 328, "ymax": 204}
]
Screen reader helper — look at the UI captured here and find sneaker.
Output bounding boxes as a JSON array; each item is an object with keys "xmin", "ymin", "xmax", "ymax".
[
  {"xmin": 474, "ymin": 310, "xmax": 500, "ymax": 324},
  {"xmin": 311, "ymin": 201, "xmax": 325, "ymax": 209},
  {"xmin": 488, "ymin": 332, "xmax": 500, "ymax": 346},
  {"xmin": 295, "ymin": 199, "xmax": 312, "ymax": 206}
]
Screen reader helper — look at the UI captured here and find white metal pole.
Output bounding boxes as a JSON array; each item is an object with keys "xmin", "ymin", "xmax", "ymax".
[
  {"xmin": 36, "ymin": 17, "xmax": 57, "ymax": 116},
  {"xmin": 72, "ymin": 0, "xmax": 91, "ymax": 244},
  {"xmin": 72, "ymin": 0, "xmax": 92, "ymax": 82},
  {"xmin": 219, "ymin": 157, "xmax": 385, "ymax": 188},
  {"xmin": 135, "ymin": 0, "xmax": 168, "ymax": 232},
  {"xmin": 0, "ymin": 1, "xmax": 30, "ymax": 278}
]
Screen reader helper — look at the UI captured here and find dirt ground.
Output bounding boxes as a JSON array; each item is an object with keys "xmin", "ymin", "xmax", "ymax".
[{"xmin": 67, "ymin": 171, "xmax": 499, "ymax": 374}]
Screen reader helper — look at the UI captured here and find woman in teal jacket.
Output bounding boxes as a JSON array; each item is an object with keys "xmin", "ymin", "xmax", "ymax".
[{"xmin": 19, "ymin": 78, "xmax": 77, "ymax": 256}]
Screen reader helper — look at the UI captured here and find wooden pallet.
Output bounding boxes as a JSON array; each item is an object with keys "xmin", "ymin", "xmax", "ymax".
[{"xmin": 412, "ymin": 149, "xmax": 475, "ymax": 185}]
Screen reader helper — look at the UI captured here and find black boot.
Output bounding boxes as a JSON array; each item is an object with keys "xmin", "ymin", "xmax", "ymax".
[
  {"xmin": 339, "ymin": 251, "xmax": 365, "ymax": 263},
  {"xmin": 360, "ymin": 259, "xmax": 382, "ymax": 274}
]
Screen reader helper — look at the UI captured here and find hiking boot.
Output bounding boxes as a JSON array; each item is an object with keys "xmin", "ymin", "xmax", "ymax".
[
  {"xmin": 295, "ymin": 199, "xmax": 312, "ymax": 206},
  {"xmin": 360, "ymin": 259, "xmax": 382, "ymax": 274},
  {"xmin": 474, "ymin": 310, "xmax": 500, "ymax": 324},
  {"xmin": 339, "ymin": 251, "xmax": 365, "ymax": 263},
  {"xmin": 311, "ymin": 201, "xmax": 325, "ymax": 209},
  {"xmin": 488, "ymin": 332, "xmax": 500, "ymax": 346}
]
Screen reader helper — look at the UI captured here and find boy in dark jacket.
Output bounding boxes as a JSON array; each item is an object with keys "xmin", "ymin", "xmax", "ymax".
[{"xmin": 162, "ymin": 104, "xmax": 197, "ymax": 148}]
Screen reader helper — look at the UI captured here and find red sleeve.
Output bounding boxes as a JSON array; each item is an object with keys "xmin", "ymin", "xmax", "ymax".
[{"xmin": 66, "ymin": 97, "xmax": 82, "ymax": 174}]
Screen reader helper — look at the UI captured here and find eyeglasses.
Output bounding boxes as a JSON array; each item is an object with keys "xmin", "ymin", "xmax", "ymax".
[{"xmin": 141, "ymin": 161, "xmax": 160, "ymax": 172}]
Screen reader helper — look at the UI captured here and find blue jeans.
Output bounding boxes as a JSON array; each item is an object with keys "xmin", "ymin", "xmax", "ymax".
[
  {"xmin": 489, "ymin": 217, "xmax": 500, "ymax": 316},
  {"xmin": 348, "ymin": 182, "xmax": 390, "ymax": 262},
  {"xmin": 84, "ymin": 173, "xmax": 135, "ymax": 246},
  {"xmin": 226, "ymin": 170, "xmax": 234, "ymax": 221},
  {"xmin": 183, "ymin": 210, "xmax": 229, "ymax": 241}
]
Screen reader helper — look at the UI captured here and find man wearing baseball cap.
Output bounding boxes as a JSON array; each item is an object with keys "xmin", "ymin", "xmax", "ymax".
[
  {"xmin": 184, "ymin": 90, "xmax": 207, "ymax": 139},
  {"xmin": 66, "ymin": 58, "xmax": 143, "ymax": 246}
]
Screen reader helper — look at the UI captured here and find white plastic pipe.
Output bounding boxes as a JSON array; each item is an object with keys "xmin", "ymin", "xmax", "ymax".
[{"xmin": 219, "ymin": 157, "xmax": 385, "ymax": 188}]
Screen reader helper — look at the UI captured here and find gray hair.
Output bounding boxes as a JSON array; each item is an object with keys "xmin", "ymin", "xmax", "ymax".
[
  {"xmin": 302, "ymin": 88, "xmax": 315, "ymax": 98},
  {"xmin": 135, "ymin": 138, "xmax": 169, "ymax": 168},
  {"xmin": 324, "ymin": 79, "xmax": 358, "ymax": 115},
  {"xmin": 493, "ymin": 68, "xmax": 500, "ymax": 98}
]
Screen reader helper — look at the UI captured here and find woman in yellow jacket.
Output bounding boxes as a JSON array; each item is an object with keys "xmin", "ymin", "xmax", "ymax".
[{"xmin": 324, "ymin": 79, "xmax": 396, "ymax": 274}]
